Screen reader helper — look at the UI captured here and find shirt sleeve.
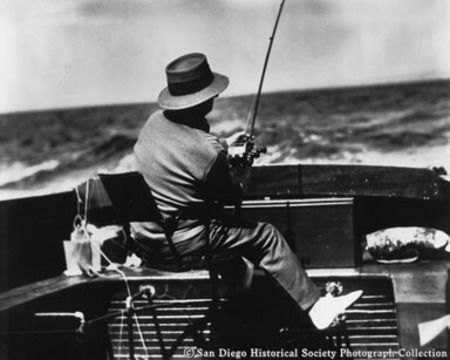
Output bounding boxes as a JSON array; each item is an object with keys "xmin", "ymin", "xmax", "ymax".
[{"xmin": 203, "ymin": 151, "xmax": 246, "ymax": 205}]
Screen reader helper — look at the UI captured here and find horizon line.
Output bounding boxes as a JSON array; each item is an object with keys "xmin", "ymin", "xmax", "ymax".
[{"xmin": 1, "ymin": 77, "xmax": 449, "ymax": 117}]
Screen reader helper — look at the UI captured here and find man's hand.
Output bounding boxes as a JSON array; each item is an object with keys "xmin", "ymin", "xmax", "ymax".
[{"xmin": 225, "ymin": 131, "xmax": 248, "ymax": 147}]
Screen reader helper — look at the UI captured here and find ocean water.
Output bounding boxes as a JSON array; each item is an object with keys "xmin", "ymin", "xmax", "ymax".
[{"xmin": 0, "ymin": 80, "xmax": 449, "ymax": 200}]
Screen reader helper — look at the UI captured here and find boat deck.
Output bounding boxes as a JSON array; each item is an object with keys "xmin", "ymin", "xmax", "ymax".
[
  {"xmin": 1, "ymin": 260, "xmax": 447, "ymax": 308},
  {"xmin": 1, "ymin": 260, "xmax": 448, "ymax": 357}
]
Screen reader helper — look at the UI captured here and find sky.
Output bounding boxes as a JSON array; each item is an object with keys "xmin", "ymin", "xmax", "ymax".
[{"xmin": 0, "ymin": 0, "xmax": 449, "ymax": 113}]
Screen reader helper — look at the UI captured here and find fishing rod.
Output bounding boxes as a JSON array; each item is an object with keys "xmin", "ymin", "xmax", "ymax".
[{"xmin": 229, "ymin": 0, "xmax": 286, "ymax": 167}]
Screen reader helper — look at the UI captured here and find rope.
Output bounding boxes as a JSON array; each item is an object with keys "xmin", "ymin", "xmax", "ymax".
[
  {"xmin": 117, "ymin": 309, "xmax": 125, "ymax": 358},
  {"xmin": 74, "ymin": 185, "xmax": 83, "ymax": 218},
  {"xmin": 134, "ymin": 314, "xmax": 149, "ymax": 359},
  {"xmin": 94, "ymin": 243, "xmax": 132, "ymax": 298},
  {"xmin": 85, "ymin": 299, "xmax": 224, "ymax": 327},
  {"xmin": 74, "ymin": 178, "xmax": 150, "ymax": 357},
  {"xmin": 84, "ymin": 179, "xmax": 90, "ymax": 225},
  {"xmin": 92, "ymin": 241, "xmax": 150, "ymax": 356}
]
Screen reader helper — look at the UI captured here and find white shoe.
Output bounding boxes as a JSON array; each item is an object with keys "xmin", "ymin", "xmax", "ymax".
[{"xmin": 309, "ymin": 290, "xmax": 363, "ymax": 330}]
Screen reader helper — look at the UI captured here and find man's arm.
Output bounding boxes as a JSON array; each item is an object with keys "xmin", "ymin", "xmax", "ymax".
[{"xmin": 203, "ymin": 151, "xmax": 251, "ymax": 205}]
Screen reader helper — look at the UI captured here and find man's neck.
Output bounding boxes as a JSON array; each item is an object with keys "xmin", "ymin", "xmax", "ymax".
[{"xmin": 164, "ymin": 110, "xmax": 210, "ymax": 133}]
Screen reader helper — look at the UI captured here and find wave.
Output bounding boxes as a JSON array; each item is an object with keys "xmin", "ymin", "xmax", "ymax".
[
  {"xmin": 0, "ymin": 133, "xmax": 137, "ymax": 193},
  {"xmin": 72, "ymin": 132, "xmax": 137, "ymax": 166},
  {"xmin": 0, "ymin": 160, "xmax": 60, "ymax": 187},
  {"xmin": 0, "ymin": 80, "xmax": 449, "ymax": 200}
]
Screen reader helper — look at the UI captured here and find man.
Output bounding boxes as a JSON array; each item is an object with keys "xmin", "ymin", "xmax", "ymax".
[{"xmin": 132, "ymin": 53, "xmax": 362, "ymax": 330}]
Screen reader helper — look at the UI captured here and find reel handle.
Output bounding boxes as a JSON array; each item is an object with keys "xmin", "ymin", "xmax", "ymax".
[{"xmin": 228, "ymin": 134, "xmax": 266, "ymax": 167}]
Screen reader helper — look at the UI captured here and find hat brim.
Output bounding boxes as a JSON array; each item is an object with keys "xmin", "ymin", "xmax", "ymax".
[{"xmin": 158, "ymin": 72, "xmax": 229, "ymax": 110}]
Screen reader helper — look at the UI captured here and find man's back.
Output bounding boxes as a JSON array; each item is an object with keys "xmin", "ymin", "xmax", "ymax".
[{"xmin": 134, "ymin": 110, "xmax": 224, "ymax": 216}]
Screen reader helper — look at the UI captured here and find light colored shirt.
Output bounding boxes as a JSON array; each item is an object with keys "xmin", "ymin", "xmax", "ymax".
[{"xmin": 132, "ymin": 110, "xmax": 243, "ymax": 244}]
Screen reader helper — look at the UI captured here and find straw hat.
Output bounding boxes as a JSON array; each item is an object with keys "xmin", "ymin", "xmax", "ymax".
[{"xmin": 158, "ymin": 53, "xmax": 229, "ymax": 110}]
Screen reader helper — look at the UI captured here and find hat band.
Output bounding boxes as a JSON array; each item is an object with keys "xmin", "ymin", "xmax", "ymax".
[{"xmin": 168, "ymin": 71, "xmax": 214, "ymax": 96}]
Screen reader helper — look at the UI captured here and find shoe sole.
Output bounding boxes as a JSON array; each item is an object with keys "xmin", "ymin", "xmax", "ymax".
[{"xmin": 315, "ymin": 290, "xmax": 363, "ymax": 330}]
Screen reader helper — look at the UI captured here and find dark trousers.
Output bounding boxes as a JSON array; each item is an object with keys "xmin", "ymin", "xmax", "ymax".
[
  {"xmin": 135, "ymin": 216, "xmax": 320, "ymax": 311},
  {"xmin": 162, "ymin": 216, "xmax": 320, "ymax": 311},
  {"xmin": 206, "ymin": 216, "xmax": 320, "ymax": 311}
]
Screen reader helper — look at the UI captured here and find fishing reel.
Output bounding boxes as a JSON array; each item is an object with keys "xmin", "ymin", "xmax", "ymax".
[{"xmin": 228, "ymin": 134, "xmax": 267, "ymax": 168}]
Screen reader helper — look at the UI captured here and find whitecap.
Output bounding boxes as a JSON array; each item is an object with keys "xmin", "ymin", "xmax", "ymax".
[{"xmin": 0, "ymin": 160, "xmax": 60, "ymax": 187}]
